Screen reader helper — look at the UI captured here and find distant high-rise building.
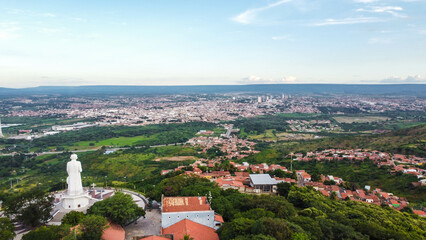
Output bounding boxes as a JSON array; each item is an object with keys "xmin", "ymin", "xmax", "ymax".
[
  {"xmin": 257, "ymin": 96, "xmax": 262, "ymax": 103},
  {"xmin": 0, "ymin": 118, "xmax": 4, "ymax": 138}
]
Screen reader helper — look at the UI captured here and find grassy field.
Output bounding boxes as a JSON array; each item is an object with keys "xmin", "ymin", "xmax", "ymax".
[
  {"xmin": 334, "ymin": 116, "xmax": 390, "ymax": 123},
  {"xmin": 73, "ymin": 135, "xmax": 152, "ymax": 147},
  {"xmin": 248, "ymin": 129, "xmax": 318, "ymax": 142},
  {"xmin": 153, "ymin": 156, "xmax": 196, "ymax": 162},
  {"xmin": 0, "ymin": 145, "xmax": 200, "ymax": 193}
]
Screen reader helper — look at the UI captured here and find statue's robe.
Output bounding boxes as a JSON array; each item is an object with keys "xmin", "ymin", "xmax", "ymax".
[{"xmin": 66, "ymin": 160, "xmax": 83, "ymax": 195}]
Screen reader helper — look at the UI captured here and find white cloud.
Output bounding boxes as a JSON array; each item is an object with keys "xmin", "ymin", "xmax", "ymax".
[
  {"xmin": 0, "ymin": 22, "xmax": 21, "ymax": 40},
  {"xmin": 239, "ymin": 75, "xmax": 297, "ymax": 84},
  {"xmin": 368, "ymin": 37, "xmax": 391, "ymax": 44},
  {"xmin": 272, "ymin": 35, "xmax": 292, "ymax": 40},
  {"xmin": 40, "ymin": 13, "xmax": 56, "ymax": 17},
  {"xmin": 72, "ymin": 17, "xmax": 86, "ymax": 22},
  {"xmin": 232, "ymin": 0, "xmax": 293, "ymax": 24},
  {"xmin": 37, "ymin": 27, "xmax": 61, "ymax": 34},
  {"xmin": 381, "ymin": 75, "xmax": 426, "ymax": 83},
  {"xmin": 357, "ymin": 6, "xmax": 406, "ymax": 18},
  {"xmin": 311, "ymin": 17, "xmax": 383, "ymax": 26},
  {"xmin": 353, "ymin": 0, "xmax": 377, "ymax": 3}
]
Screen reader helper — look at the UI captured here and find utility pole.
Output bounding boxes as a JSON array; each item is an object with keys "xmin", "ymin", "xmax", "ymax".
[{"xmin": 9, "ymin": 178, "xmax": 13, "ymax": 190}]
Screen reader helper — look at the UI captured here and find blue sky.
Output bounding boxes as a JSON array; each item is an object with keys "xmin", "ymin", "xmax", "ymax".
[{"xmin": 0, "ymin": 0, "xmax": 425, "ymax": 87}]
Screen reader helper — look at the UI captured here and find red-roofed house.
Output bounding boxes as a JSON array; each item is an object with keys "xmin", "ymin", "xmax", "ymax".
[
  {"xmin": 413, "ymin": 210, "xmax": 426, "ymax": 217},
  {"xmin": 162, "ymin": 219, "xmax": 219, "ymax": 240},
  {"xmin": 320, "ymin": 190, "xmax": 330, "ymax": 197},
  {"xmin": 380, "ymin": 192, "xmax": 390, "ymax": 200}
]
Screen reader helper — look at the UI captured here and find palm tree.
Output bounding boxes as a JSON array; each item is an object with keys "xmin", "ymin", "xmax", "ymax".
[{"xmin": 181, "ymin": 234, "xmax": 194, "ymax": 240}]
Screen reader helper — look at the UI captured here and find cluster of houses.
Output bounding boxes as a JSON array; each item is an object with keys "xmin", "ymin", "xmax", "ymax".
[
  {"xmin": 286, "ymin": 119, "xmax": 340, "ymax": 132},
  {"xmin": 185, "ymin": 135, "xmax": 259, "ymax": 159},
  {"xmin": 293, "ymin": 149, "xmax": 426, "ymax": 185},
  {"xmin": 160, "ymin": 159, "xmax": 426, "ymax": 217},
  {"xmin": 305, "ymin": 175, "xmax": 412, "ymax": 211}
]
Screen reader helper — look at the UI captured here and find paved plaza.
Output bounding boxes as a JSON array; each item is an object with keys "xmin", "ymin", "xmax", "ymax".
[{"xmin": 124, "ymin": 209, "xmax": 161, "ymax": 240}]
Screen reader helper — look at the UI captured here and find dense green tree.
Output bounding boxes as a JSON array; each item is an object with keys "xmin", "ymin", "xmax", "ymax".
[
  {"xmin": 0, "ymin": 217, "xmax": 15, "ymax": 240},
  {"xmin": 3, "ymin": 189, "xmax": 53, "ymax": 227},
  {"xmin": 234, "ymin": 234, "xmax": 277, "ymax": 240},
  {"xmin": 241, "ymin": 195, "xmax": 296, "ymax": 219},
  {"xmin": 251, "ymin": 218, "xmax": 292, "ymax": 240},
  {"xmin": 277, "ymin": 182, "xmax": 293, "ymax": 198},
  {"xmin": 80, "ymin": 215, "xmax": 108, "ymax": 240},
  {"xmin": 235, "ymin": 208, "xmax": 275, "ymax": 219},
  {"xmin": 217, "ymin": 217, "xmax": 255, "ymax": 240},
  {"xmin": 61, "ymin": 211, "xmax": 85, "ymax": 226},
  {"xmin": 87, "ymin": 192, "xmax": 145, "ymax": 226},
  {"xmin": 22, "ymin": 225, "xmax": 71, "ymax": 240}
]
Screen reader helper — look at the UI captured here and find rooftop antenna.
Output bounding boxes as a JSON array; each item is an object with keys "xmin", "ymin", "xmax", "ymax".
[{"xmin": 208, "ymin": 191, "xmax": 212, "ymax": 205}]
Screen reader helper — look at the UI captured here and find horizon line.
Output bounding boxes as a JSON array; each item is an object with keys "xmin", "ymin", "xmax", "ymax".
[{"xmin": 2, "ymin": 83, "xmax": 426, "ymax": 89}]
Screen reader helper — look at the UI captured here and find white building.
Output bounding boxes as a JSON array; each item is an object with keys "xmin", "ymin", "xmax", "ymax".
[
  {"xmin": 161, "ymin": 196, "xmax": 223, "ymax": 230},
  {"xmin": 0, "ymin": 118, "xmax": 4, "ymax": 138},
  {"xmin": 249, "ymin": 174, "xmax": 278, "ymax": 193}
]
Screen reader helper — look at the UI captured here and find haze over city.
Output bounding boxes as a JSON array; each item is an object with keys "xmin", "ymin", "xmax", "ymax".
[{"xmin": 1, "ymin": 0, "xmax": 426, "ymax": 87}]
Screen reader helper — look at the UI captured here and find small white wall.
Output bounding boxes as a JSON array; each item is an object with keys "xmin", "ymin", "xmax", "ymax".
[
  {"xmin": 162, "ymin": 210, "xmax": 215, "ymax": 229},
  {"xmin": 62, "ymin": 196, "xmax": 90, "ymax": 209}
]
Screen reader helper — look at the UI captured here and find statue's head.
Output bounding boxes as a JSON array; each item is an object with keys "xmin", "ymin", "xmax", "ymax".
[{"xmin": 70, "ymin": 154, "xmax": 78, "ymax": 161}]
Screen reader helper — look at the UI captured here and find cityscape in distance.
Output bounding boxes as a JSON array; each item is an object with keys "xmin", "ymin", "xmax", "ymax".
[{"xmin": 0, "ymin": 0, "xmax": 425, "ymax": 240}]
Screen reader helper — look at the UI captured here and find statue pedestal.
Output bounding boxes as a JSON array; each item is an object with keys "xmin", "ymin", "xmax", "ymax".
[{"xmin": 62, "ymin": 193, "xmax": 91, "ymax": 210}]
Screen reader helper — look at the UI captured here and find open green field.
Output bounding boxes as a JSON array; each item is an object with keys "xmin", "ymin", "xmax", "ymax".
[
  {"xmin": 74, "ymin": 135, "xmax": 152, "ymax": 147},
  {"xmin": 247, "ymin": 129, "xmax": 318, "ymax": 142},
  {"xmin": 334, "ymin": 116, "xmax": 390, "ymax": 123},
  {"xmin": 0, "ymin": 145, "xmax": 200, "ymax": 193}
]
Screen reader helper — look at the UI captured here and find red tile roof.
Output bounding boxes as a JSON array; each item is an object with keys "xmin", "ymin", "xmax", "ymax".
[
  {"xmin": 140, "ymin": 236, "xmax": 171, "ymax": 240},
  {"xmin": 380, "ymin": 192, "xmax": 390, "ymax": 199},
  {"xmin": 102, "ymin": 222, "xmax": 125, "ymax": 240},
  {"xmin": 162, "ymin": 196, "xmax": 211, "ymax": 213},
  {"xmin": 162, "ymin": 219, "xmax": 219, "ymax": 240},
  {"xmin": 214, "ymin": 214, "xmax": 224, "ymax": 223},
  {"xmin": 413, "ymin": 210, "xmax": 426, "ymax": 217}
]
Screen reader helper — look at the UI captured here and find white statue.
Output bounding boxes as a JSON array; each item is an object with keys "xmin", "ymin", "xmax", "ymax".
[{"xmin": 66, "ymin": 154, "xmax": 84, "ymax": 196}]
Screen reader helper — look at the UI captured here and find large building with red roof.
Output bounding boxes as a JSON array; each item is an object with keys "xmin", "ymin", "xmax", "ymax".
[{"xmin": 161, "ymin": 196, "xmax": 223, "ymax": 230}]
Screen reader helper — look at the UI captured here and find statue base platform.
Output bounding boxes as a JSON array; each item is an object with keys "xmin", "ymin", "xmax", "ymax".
[{"xmin": 61, "ymin": 193, "xmax": 91, "ymax": 210}]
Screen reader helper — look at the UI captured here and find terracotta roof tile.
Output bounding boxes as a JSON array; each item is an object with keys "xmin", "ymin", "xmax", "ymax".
[
  {"xmin": 162, "ymin": 219, "xmax": 219, "ymax": 240},
  {"xmin": 163, "ymin": 196, "xmax": 210, "ymax": 213},
  {"xmin": 139, "ymin": 237, "xmax": 171, "ymax": 240},
  {"xmin": 102, "ymin": 222, "xmax": 125, "ymax": 240},
  {"xmin": 214, "ymin": 214, "xmax": 224, "ymax": 223}
]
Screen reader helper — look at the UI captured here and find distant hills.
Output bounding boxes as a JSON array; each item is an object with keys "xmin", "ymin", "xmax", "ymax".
[{"xmin": 0, "ymin": 84, "xmax": 425, "ymax": 96}]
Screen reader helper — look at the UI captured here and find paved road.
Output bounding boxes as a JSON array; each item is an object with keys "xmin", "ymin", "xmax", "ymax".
[{"xmin": 0, "ymin": 142, "xmax": 185, "ymax": 157}]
